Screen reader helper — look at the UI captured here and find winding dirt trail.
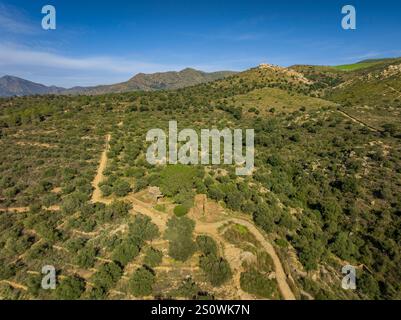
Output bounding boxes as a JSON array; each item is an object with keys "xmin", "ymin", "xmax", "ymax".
[
  {"xmin": 127, "ymin": 196, "xmax": 168, "ymax": 232},
  {"xmin": 0, "ymin": 207, "xmax": 29, "ymax": 213},
  {"xmin": 91, "ymin": 134, "xmax": 111, "ymax": 203},
  {"xmin": 338, "ymin": 110, "xmax": 380, "ymax": 132},
  {"xmin": 0, "ymin": 205, "xmax": 60, "ymax": 213},
  {"xmin": 1, "ymin": 280, "xmax": 28, "ymax": 291},
  {"xmin": 385, "ymin": 84, "xmax": 401, "ymax": 98}
]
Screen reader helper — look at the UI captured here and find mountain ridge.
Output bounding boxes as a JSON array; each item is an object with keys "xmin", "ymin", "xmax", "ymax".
[
  {"xmin": 2, "ymin": 57, "xmax": 401, "ymax": 97},
  {"xmin": 0, "ymin": 68, "xmax": 236, "ymax": 97}
]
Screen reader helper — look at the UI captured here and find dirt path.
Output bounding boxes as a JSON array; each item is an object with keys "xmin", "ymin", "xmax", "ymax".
[
  {"xmin": 91, "ymin": 134, "xmax": 111, "ymax": 203},
  {"xmin": 385, "ymin": 84, "xmax": 401, "ymax": 98},
  {"xmin": 15, "ymin": 141, "xmax": 53, "ymax": 148},
  {"xmin": 0, "ymin": 205, "xmax": 60, "ymax": 213},
  {"xmin": 338, "ymin": 110, "xmax": 380, "ymax": 132},
  {"xmin": 126, "ymin": 196, "xmax": 169, "ymax": 232},
  {"xmin": 1, "ymin": 280, "xmax": 28, "ymax": 291},
  {"xmin": 0, "ymin": 207, "xmax": 29, "ymax": 213}
]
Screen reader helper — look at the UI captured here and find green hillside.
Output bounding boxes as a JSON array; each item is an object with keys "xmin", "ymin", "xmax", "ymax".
[
  {"xmin": 334, "ymin": 58, "xmax": 400, "ymax": 71},
  {"xmin": 333, "ymin": 61, "xmax": 384, "ymax": 71}
]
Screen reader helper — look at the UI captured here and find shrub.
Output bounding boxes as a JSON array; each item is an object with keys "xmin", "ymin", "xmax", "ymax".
[
  {"xmin": 100, "ymin": 185, "xmax": 112, "ymax": 197},
  {"xmin": 56, "ymin": 276, "xmax": 86, "ymax": 300},
  {"xmin": 207, "ymin": 185, "xmax": 224, "ymax": 201},
  {"xmin": 65, "ymin": 238, "xmax": 86, "ymax": 253},
  {"xmin": 91, "ymin": 262, "xmax": 123, "ymax": 292},
  {"xmin": 168, "ymin": 237, "xmax": 196, "ymax": 262},
  {"xmin": 226, "ymin": 190, "xmax": 243, "ymax": 211},
  {"xmin": 102, "ymin": 201, "xmax": 132, "ymax": 222},
  {"xmin": 129, "ymin": 267, "xmax": 155, "ymax": 297},
  {"xmin": 196, "ymin": 235, "xmax": 218, "ymax": 256},
  {"xmin": 112, "ymin": 180, "xmax": 131, "ymax": 197},
  {"xmin": 75, "ymin": 246, "xmax": 97, "ymax": 268},
  {"xmin": 154, "ymin": 204, "xmax": 166, "ymax": 212},
  {"xmin": 61, "ymin": 192, "xmax": 86, "ymax": 214},
  {"xmin": 240, "ymin": 270, "xmax": 277, "ymax": 298},
  {"xmin": 128, "ymin": 214, "xmax": 160, "ymax": 242},
  {"xmin": 171, "ymin": 278, "xmax": 201, "ymax": 299},
  {"xmin": 174, "ymin": 204, "xmax": 189, "ymax": 217},
  {"xmin": 359, "ymin": 272, "xmax": 381, "ymax": 299},
  {"xmin": 143, "ymin": 247, "xmax": 163, "ymax": 267},
  {"xmin": 42, "ymin": 193, "xmax": 58, "ymax": 207},
  {"xmin": 199, "ymin": 254, "xmax": 231, "ymax": 287},
  {"xmin": 112, "ymin": 238, "xmax": 140, "ymax": 266},
  {"xmin": 27, "ymin": 275, "xmax": 42, "ymax": 296}
]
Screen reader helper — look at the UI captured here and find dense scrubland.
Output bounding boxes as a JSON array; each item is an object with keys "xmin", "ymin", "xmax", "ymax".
[{"xmin": 0, "ymin": 59, "xmax": 400, "ymax": 300}]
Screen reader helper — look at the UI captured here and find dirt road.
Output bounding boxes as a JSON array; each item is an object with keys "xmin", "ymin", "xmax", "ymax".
[
  {"xmin": 91, "ymin": 134, "xmax": 111, "ymax": 203},
  {"xmin": 127, "ymin": 196, "xmax": 168, "ymax": 232},
  {"xmin": 1, "ymin": 280, "xmax": 28, "ymax": 291},
  {"xmin": 338, "ymin": 110, "xmax": 380, "ymax": 132}
]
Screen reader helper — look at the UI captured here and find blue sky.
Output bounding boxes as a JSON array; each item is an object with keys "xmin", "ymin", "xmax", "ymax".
[{"xmin": 1, "ymin": 0, "xmax": 401, "ymax": 87}]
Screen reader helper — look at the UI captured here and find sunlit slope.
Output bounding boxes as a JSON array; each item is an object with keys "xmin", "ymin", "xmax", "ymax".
[
  {"xmin": 209, "ymin": 64, "xmax": 315, "ymax": 96},
  {"xmin": 217, "ymin": 87, "xmax": 336, "ymax": 117}
]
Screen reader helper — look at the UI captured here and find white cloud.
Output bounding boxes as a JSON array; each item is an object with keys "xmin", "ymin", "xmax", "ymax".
[
  {"xmin": 0, "ymin": 3, "xmax": 37, "ymax": 34},
  {"xmin": 0, "ymin": 43, "xmax": 193, "ymax": 87},
  {"xmin": 0, "ymin": 43, "xmax": 177, "ymax": 73}
]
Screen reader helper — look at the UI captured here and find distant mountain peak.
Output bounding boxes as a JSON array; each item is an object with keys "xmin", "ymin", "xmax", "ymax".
[
  {"xmin": 89, "ymin": 68, "xmax": 237, "ymax": 94},
  {"xmin": 180, "ymin": 67, "xmax": 199, "ymax": 72},
  {"xmin": 1, "ymin": 75, "xmax": 23, "ymax": 81},
  {"xmin": 0, "ymin": 75, "xmax": 65, "ymax": 97}
]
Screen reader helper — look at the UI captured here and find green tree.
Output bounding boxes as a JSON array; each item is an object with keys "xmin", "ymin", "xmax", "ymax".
[
  {"xmin": 196, "ymin": 235, "xmax": 218, "ymax": 256},
  {"xmin": 199, "ymin": 254, "xmax": 231, "ymax": 286},
  {"xmin": 129, "ymin": 214, "xmax": 160, "ymax": 242},
  {"xmin": 129, "ymin": 267, "xmax": 155, "ymax": 297},
  {"xmin": 143, "ymin": 247, "xmax": 163, "ymax": 267},
  {"xmin": 240, "ymin": 270, "xmax": 277, "ymax": 298},
  {"xmin": 75, "ymin": 246, "xmax": 97, "ymax": 268},
  {"xmin": 329, "ymin": 232, "xmax": 359, "ymax": 261},
  {"xmin": 174, "ymin": 204, "xmax": 189, "ymax": 217},
  {"xmin": 207, "ymin": 184, "xmax": 224, "ymax": 201},
  {"xmin": 100, "ymin": 185, "xmax": 112, "ymax": 197},
  {"xmin": 56, "ymin": 276, "xmax": 86, "ymax": 300},
  {"xmin": 113, "ymin": 179, "xmax": 131, "ymax": 197},
  {"xmin": 91, "ymin": 262, "xmax": 123, "ymax": 292},
  {"xmin": 112, "ymin": 238, "xmax": 140, "ymax": 266}
]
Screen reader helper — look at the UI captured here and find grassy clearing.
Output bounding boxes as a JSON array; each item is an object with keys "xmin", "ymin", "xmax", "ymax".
[
  {"xmin": 226, "ymin": 87, "xmax": 335, "ymax": 116},
  {"xmin": 333, "ymin": 62, "xmax": 382, "ymax": 71}
]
